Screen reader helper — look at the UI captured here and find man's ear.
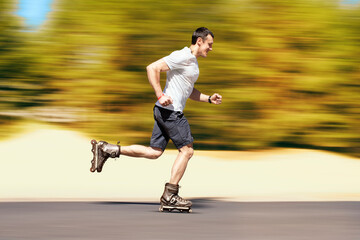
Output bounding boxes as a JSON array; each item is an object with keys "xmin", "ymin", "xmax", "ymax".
[{"xmin": 196, "ymin": 37, "xmax": 203, "ymax": 45}]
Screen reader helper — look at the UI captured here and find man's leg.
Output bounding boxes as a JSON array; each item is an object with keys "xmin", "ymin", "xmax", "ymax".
[
  {"xmin": 159, "ymin": 109, "xmax": 194, "ymax": 210},
  {"xmin": 160, "ymin": 144, "xmax": 193, "ymax": 210},
  {"xmin": 90, "ymin": 141, "xmax": 163, "ymax": 173},
  {"xmin": 169, "ymin": 143, "xmax": 194, "ymax": 185},
  {"xmin": 120, "ymin": 145, "xmax": 163, "ymax": 160}
]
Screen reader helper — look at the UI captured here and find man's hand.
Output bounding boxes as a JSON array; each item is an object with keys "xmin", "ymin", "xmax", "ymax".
[
  {"xmin": 159, "ymin": 94, "xmax": 173, "ymax": 107},
  {"xmin": 210, "ymin": 93, "xmax": 222, "ymax": 105}
]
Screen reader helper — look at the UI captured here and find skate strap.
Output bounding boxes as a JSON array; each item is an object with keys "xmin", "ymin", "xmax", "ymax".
[
  {"xmin": 170, "ymin": 197, "xmax": 178, "ymax": 204},
  {"xmin": 170, "ymin": 194, "xmax": 184, "ymax": 204}
]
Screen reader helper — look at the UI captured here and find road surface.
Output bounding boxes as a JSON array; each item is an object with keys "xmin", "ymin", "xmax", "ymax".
[{"xmin": 1, "ymin": 200, "xmax": 359, "ymax": 240}]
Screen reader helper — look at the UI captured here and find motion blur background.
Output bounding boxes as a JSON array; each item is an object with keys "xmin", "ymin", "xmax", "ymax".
[{"xmin": 1, "ymin": 0, "xmax": 359, "ymax": 156}]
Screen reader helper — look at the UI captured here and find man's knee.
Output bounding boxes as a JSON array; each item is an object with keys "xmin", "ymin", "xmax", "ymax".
[
  {"xmin": 187, "ymin": 148, "xmax": 194, "ymax": 159},
  {"xmin": 149, "ymin": 147, "xmax": 163, "ymax": 159},
  {"xmin": 180, "ymin": 144, "xmax": 194, "ymax": 159}
]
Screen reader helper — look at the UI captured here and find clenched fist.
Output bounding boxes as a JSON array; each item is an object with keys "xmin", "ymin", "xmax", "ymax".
[
  {"xmin": 210, "ymin": 93, "xmax": 222, "ymax": 105},
  {"xmin": 159, "ymin": 94, "xmax": 173, "ymax": 107}
]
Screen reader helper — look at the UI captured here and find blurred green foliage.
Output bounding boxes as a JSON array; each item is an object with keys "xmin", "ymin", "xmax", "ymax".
[{"xmin": 1, "ymin": 0, "xmax": 359, "ymax": 156}]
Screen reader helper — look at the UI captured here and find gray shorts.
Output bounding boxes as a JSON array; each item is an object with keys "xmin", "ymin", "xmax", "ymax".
[{"xmin": 150, "ymin": 106, "xmax": 194, "ymax": 151}]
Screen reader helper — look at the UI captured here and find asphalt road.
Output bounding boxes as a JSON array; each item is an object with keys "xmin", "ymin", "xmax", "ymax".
[{"xmin": 1, "ymin": 200, "xmax": 359, "ymax": 240}]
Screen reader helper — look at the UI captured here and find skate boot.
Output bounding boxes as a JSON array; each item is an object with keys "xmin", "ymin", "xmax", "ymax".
[
  {"xmin": 159, "ymin": 183, "xmax": 192, "ymax": 213},
  {"xmin": 90, "ymin": 140, "xmax": 120, "ymax": 173}
]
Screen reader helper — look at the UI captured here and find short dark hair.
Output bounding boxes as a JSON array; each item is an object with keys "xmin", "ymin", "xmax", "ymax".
[{"xmin": 191, "ymin": 27, "xmax": 214, "ymax": 45}]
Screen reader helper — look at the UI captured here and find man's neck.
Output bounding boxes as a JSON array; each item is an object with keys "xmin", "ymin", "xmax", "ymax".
[{"xmin": 189, "ymin": 44, "xmax": 199, "ymax": 58}]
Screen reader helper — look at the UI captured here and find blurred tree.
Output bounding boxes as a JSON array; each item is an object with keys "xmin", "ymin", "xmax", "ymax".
[
  {"xmin": 0, "ymin": 1, "xmax": 55, "ymax": 113},
  {"xmin": 1, "ymin": 0, "xmax": 359, "ymax": 156}
]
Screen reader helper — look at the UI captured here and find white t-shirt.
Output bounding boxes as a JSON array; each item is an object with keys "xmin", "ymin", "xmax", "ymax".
[{"xmin": 155, "ymin": 47, "xmax": 199, "ymax": 112}]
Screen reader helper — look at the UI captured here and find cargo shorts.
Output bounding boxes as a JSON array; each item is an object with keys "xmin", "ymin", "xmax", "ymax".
[{"xmin": 150, "ymin": 106, "xmax": 194, "ymax": 151}]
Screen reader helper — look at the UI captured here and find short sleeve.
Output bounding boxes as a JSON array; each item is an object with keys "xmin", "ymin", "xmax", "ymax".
[{"xmin": 163, "ymin": 49, "xmax": 188, "ymax": 70}]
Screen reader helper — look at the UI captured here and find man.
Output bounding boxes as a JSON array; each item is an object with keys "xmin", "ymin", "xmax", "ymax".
[{"xmin": 90, "ymin": 27, "xmax": 222, "ymax": 211}]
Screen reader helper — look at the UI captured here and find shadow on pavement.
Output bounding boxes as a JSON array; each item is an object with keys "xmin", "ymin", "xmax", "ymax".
[{"xmin": 94, "ymin": 197, "xmax": 218, "ymax": 209}]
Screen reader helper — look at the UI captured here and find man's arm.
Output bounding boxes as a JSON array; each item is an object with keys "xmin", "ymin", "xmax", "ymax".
[
  {"xmin": 189, "ymin": 88, "xmax": 222, "ymax": 104},
  {"xmin": 146, "ymin": 59, "xmax": 173, "ymax": 106}
]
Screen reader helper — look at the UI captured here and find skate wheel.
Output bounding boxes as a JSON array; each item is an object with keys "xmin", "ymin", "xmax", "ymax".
[
  {"xmin": 91, "ymin": 139, "xmax": 97, "ymax": 145},
  {"xmin": 90, "ymin": 167, "xmax": 96, "ymax": 172},
  {"xmin": 188, "ymin": 209, "xmax": 193, "ymax": 213}
]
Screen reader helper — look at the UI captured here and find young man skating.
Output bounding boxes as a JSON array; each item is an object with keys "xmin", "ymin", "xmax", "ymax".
[{"xmin": 90, "ymin": 27, "xmax": 222, "ymax": 211}]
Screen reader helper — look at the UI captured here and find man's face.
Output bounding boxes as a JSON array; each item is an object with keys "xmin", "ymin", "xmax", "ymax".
[{"xmin": 198, "ymin": 34, "xmax": 213, "ymax": 58}]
